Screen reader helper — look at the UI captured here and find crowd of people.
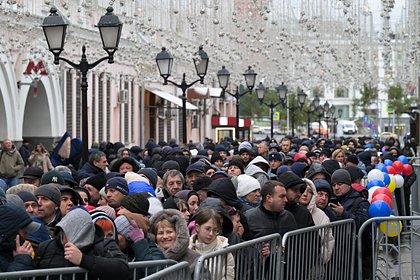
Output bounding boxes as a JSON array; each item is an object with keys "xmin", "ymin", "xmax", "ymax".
[{"xmin": 0, "ymin": 135, "xmax": 417, "ymax": 279}]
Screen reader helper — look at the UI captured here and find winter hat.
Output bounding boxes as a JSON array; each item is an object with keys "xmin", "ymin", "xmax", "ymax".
[
  {"xmin": 0, "ymin": 204, "xmax": 41, "ymax": 238},
  {"xmin": 20, "ymin": 166, "xmax": 44, "ymax": 180},
  {"xmin": 6, "ymin": 194, "xmax": 25, "ymax": 209},
  {"xmin": 105, "ymin": 177, "xmax": 129, "ymax": 195},
  {"xmin": 268, "ymin": 152, "xmax": 283, "ymax": 161},
  {"xmin": 99, "ymin": 187, "xmax": 107, "ymax": 200},
  {"xmin": 60, "ymin": 172, "xmax": 79, "ymax": 187},
  {"xmin": 125, "ymin": 172, "xmax": 150, "ymax": 185},
  {"xmin": 95, "ymin": 206, "xmax": 117, "ymax": 220},
  {"xmin": 331, "ymin": 169, "xmax": 352, "ymax": 185},
  {"xmin": 313, "ymin": 179, "xmax": 332, "ymax": 197},
  {"xmin": 236, "ymin": 174, "xmax": 261, "ymax": 197},
  {"xmin": 276, "ymin": 165, "xmax": 291, "ymax": 177},
  {"xmin": 192, "ymin": 176, "xmax": 213, "ymax": 192},
  {"xmin": 210, "ymin": 153, "xmax": 224, "ymax": 164},
  {"xmin": 268, "ymin": 143, "xmax": 280, "ymax": 152},
  {"xmin": 175, "ymin": 190, "xmax": 199, "ymax": 203},
  {"xmin": 277, "ymin": 171, "xmax": 307, "ymax": 193},
  {"xmin": 207, "ymin": 178, "xmax": 241, "ymax": 209},
  {"xmin": 161, "ymin": 160, "xmax": 180, "ymax": 171},
  {"xmin": 114, "ymin": 215, "xmax": 131, "ymax": 241},
  {"xmin": 85, "ymin": 173, "xmax": 107, "ymax": 191},
  {"xmin": 211, "ymin": 170, "xmax": 229, "ymax": 181},
  {"xmin": 186, "ymin": 162, "xmax": 205, "ymax": 175},
  {"xmin": 34, "ymin": 184, "xmax": 61, "ymax": 206},
  {"xmin": 215, "ymin": 144, "xmax": 226, "ymax": 153},
  {"xmin": 120, "ymin": 193, "xmax": 150, "ymax": 216},
  {"xmin": 238, "ymin": 141, "xmax": 252, "ymax": 154},
  {"xmin": 346, "ymin": 154, "xmax": 359, "ymax": 165},
  {"xmin": 305, "ymin": 163, "xmax": 331, "ymax": 183},
  {"xmin": 344, "ymin": 166, "xmax": 364, "ymax": 183},
  {"xmin": 40, "ymin": 170, "xmax": 65, "ymax": 185},
  {"xmin": 228, "ymin": 160, "xmax": 244, "ymax": 174},
  {"xmin": 290, "ymin": 162, "xmax": 309, "ymax": 178},
  {"xmin": 322, "ymin": 160, "xmax": 340, "ymax": 176},
  {"xmin": 16, "ymin": 191, "xmax": 37, "ymax": 203},
  {"xmin": 128, "ymin": 181, "xmax": 156, "ymax": 197},
  {"xmin": 137, "ymin": 168, "xmax": 158, "ymax": 188}
]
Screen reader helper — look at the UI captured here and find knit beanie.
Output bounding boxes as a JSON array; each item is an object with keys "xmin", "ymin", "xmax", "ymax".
[
  {"xmin": 228, "ymin": 160, "xmax": 244, "ymax": 174},
  {"xmin": 6, "ymin": 194, "xmax": 25, "ymax": 209},
  {"xmin": 95, "ymin": 206, "xmax": 117, "ymax": 220},
  {"xmin": 120, "ymin": 193, "xmax": 149, "ymax": 216},
  {"xmin": 346, "ymin": 154, "xmax": 359, "ymax": 165},
  {"xmin": 105, "ymin": 177, "xmax": 129, "ymax": 195},
  {"xmin": 85, "ymin": 173, "xmax": 107, "ymax": 191},
  {"xmin": 161, "ymin": 160, "xmax": 180, "ymax": 171},
  {"xmin": 238, "ymin": 141, "xmax": 252, "ymax": 154},
  {"xmin": 125, "ymin": 172, "xmax": 150, "ymax": 185},
  {"xmin": 192, "ymin": 176, "xmax": 213, "ymax": 192},
  {"xmin": 16, "ymin": 191, "xmax": 37, "ymax": 203},
  {"xmin": 40, "ymin": 170, "xmax": 65, "ymax": 185},
  {"xmin": 34, "ymin": 184, "xmax": 61, "ymax": 206},
  {"xmin": 276, "ymin": 165, "xmax": 291, "ymax": 178},
  {"xmin": 322, "ymin": 160, "xmax": 340, "ymax": 176},
  {"xmin": 210, "ymin": 153, "xmax": 223, "ymax": 164},
  {"xmin": 277, "ymin": 171, "xmax": 307, "ymax": 193},
  {"xmin": 114, "ymin": 215, "xmax": 131, "ymax": 241},
  {"xmin": 313, "ymin": 179, "xmax": 332, "ymax": 197},
  {"xmin": 331, "ymin": 169, "xmax": 352, "ymax": 185},
  {"xmin": 236, "ymin": 174, "xmax": 261, "ymax": 197},
  {"xmin": 344, "ymin": 166, "xmax": 364, "ymax": 183},
  {"xmin": 137, "ymin": 168, "xmax": 158, "ymax": 188}
]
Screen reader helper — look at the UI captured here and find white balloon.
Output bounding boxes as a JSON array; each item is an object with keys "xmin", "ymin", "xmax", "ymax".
[
  {"xmin": 394, "ymin": 175, "xmax": 404, "ymax": 188},
  {"xmin": 368, "ymin": 186, "xmax": 381, "ymax": 202},
  {"xmin": 368, "ymin": 169, "xmax": 385, "ymax": 182}
]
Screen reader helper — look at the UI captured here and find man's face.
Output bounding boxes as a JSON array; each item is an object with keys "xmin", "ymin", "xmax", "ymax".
[
  {"xmin": 24, "ymin": 201, "xmax": 39, "ymax": 216},
  {"xmin": 316, "ymin": 190, "xmax": 330, "ymax": 209},
  {"xmin": 267, "ymin": 185, "xmax": 288, "ymax": 212},
  {"xmin": 312, "ymin": 173, "xmax": 327, "ymax": 181},
  {"xmin": 240, "ymin": 152, "xmax": 250, "ymax": 163},
  {"xmin": 186, "ymin": 171, "xmax": 204, "ymax": 188},
  {"xmin": 219, "ymin": 151, "xmax": 227, "ymax": 160},
  {"xmin": 269, "ymin": 159, "xmax": 281, "ymax": 170},
  {"xmin": 165, "ymin": 175, "xmax": 183, "ymax": 196},
  {"xmin": 2, "ymin": 140, "xmax": 12, "ymax": 150},
  {"xmin": 60, "ymin": 194, "xmax": 74, "ymax": 216},
  {"xmin": 93, "ymin": 156, "xmax": 108, "ymax": 171},
  {"xmin": 85, "ymin": 184, "xmax": 100, "ymax": 205},
  {"xmin": 36, "ymin": 196, "xmax": 58, "ymax": 223},
  {"xmin": 332, "ymin": 182, "xmax": 351, "ymax": 197},
  {"xmin": 24, "ymin": 178, "xmax": 41, "ymax": 187},
  {"xmin": 281, "ymin": 140, "xmax": 291, "ymax": 153},
  {"xmin": 106, "ymin": 188, "xmax": 126, "ymax": 208},
  {"xmin": 213, "ymin": 160, "xmax": 224, "ymax": 168},
  {"xmin": 286, "ymin": 187, "xmax": 302, "ymax": 204},
  {"xmin": 258, "ymin": 144, "xmax": 268, "ymax": 155}
]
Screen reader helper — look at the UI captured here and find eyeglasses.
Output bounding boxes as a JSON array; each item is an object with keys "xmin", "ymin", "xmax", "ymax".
[{"xmin": 202, "ymin": 226, "xmax": 220, "ymax": 235}]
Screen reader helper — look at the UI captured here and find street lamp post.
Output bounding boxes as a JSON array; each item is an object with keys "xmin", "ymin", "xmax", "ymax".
[
  {"xmin": 323, "ymin": 101, "xmax": 330, "ymax": 139},
  {"xmin": 42, "ymin": 7, "xmax": 123, "ymax": 164},
  {"xmin": 306, "ymin": 100, "xmax": 316, "ymax": 139},
  {"xmin": 317, "ymin": 105, "xmax": 324, "ymax": 139},
  {"xmin": 155, "ymin": 46, "xmax": 209, "ymax": 144},
  {"xmin": 217, "ymin": 66, "xmax": 257, "ymax": 140},
  {"xmin": 329, "ymin": 105, "xmax": 336, "ymax": 139},
  {"xmin": 256, "ymin": 82, "xmax": 285, "ymax": 139},
  {"xmin": 279, "ymin": 88, "xmax": 306, "ymax": 137}
]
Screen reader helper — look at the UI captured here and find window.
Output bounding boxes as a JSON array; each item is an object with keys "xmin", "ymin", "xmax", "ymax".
[{"xmin": 335, "ymin": 87, "xmax": 349, "ymax": 98}]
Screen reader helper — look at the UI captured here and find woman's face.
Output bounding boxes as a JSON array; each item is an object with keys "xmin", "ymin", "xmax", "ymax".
[
  {"xmin": 36, "ymin": 145, "xmax": 42, "ymax": 151},
  {"xmin": 179, "ymin": 204, "xmax": 190, "ymax": 222},
  {"xmin": 156, "ymin": 225, "xmax": 176, "ymax": 250},
  {"xmin": 187, "ymin": 195, "xmax": 199, "ymax": 214},
  {"xmin": 78, "ymin": 191, "xmax": 89, "ymax": 206},
  {"xmin": 195, "ymin": 219, "xmax": 219, "ymax": 244},
  {"xmin": 335, "ymin": 152, "xmax": 345, "ymax": 163},
  {"xmin": 299, "ymin": 187, "xmax": 313, "ymax": 206},
  {"xmin": 119, "ymin": 162, "xmax": 134, "ymax": 174}
]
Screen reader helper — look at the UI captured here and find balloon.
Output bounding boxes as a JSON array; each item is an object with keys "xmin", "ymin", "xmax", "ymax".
[
  {"xmin": 375, "ymin": 164, "xmax": 387, "ymax": 173},
  {"xmin": 368, "ymin": 169, "xmax": 385, "ymax": 182},
  {"xmin": 392, "ymin": 161, "xmax": 404, "ymax": 174},
  {"xmin": 368, "ymin": 200, "xmax": 391, "ymax": 218},
  {"xmin": 367, "ymin": 179, "xmax": 385, "ymax": 189},
  {"xmin": 402, "ymin": 164, "xmax": 413, "ymax": 176},
  {"xmin": 386, "ymin": 166, "xmax": 396, "ymax": 175},
  {"xmin": 397, "ymin": 155, "xmax": 409, "ymax": 164},
  {"xmin": 380, "ymin": 219, "xmax": 402, "ymax": 237},
  {"xmin": 368, "ymin": 186, "xmax": 381, "ymax": 202},
  {"xmin": 394, "ymin": 175, "xmax": 404, "ymax": 188},
  {"xmin": 371, "ymin": 194, "xmax": 393, "ymax": 209},
  {"xmin": 372, "ymin": 187, "xmax": 392, "ymax": 199},
  {"xmin": 388, "ymin": 179, "xmax": 396, "ymax": 192},
  {"xmin": 384, "ymin": 159, "xmax": 393, "ymax": 166},
  {"xmin": 382, "ymin": 173, "xmax": 390, "ymax": 186}
]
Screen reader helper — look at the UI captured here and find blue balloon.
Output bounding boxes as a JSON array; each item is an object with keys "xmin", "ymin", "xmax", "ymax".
[
  {"xmin": 384, "ymin": 159, "xmax": 393, "ymax": 166},
  {"xmin": 397, "ymin": 156, "xmax": 408, "ymax": 164},
  {"xmin": 367, "ymin": 179, "xmax": 385, "ymax": 189},
  {"xmin": 382, "ymin": 173, "xmax": 391, "ymax": 186},
  {"xmin": 369, "ymin": 200, "xmax": 391, "ymax": 218},
  {"xmin": 375, "ymin": 163, "xmax": 387, "ymax": 173}
]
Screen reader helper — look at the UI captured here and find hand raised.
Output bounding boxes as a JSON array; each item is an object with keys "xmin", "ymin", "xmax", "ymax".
[
  {"xmin": 64, "ymin": 242, "xmax": 83, "ymax": 265},
  {"xmin": 13, "ymin": 235, "xmax": 33, "ymax": 257}
]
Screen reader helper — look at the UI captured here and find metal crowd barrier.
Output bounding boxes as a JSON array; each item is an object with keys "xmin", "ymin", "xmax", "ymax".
[
  {"xmin": 0, "ymin": 259, "xmax": 177, "ymax": 280},
  {"xmin": 141, "ymin": 261, "xmax": 190, "ymax": 280},
  {"xmin": 412, "ymin": 163, "xmax": 420, "ymax": 213},
  {"xmin": 357, "ymin": 216, "xmax": 420, "ymax": 280},
  {"xmin": 193, "ymin": 233, "xmax": 282, "ymax": 280},
  {"xmin": 281, "ymin": 219, "xmax": 356, "ymax": 280}
]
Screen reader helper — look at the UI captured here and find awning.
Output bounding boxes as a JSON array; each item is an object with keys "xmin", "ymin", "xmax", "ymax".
[
  {"xmin": 187, "ymin": 87, "xmax": 222, "ymax": 99},
  {"xmin": 146, "ymin": 87, "xmax": 198, "ymax": 110}
]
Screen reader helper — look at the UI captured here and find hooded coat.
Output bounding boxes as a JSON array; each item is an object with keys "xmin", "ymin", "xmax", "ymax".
[
  {"xmin": 244, "ymin": 156, "xmax": 270, "ymax": 187},
  {"xmin": 149, "ymin": 209, "xmax": 201, "ymax": 276},
  {"xmin": 0, "ymin": 145, "xmax": 24, "ymax": 178},
  {"xmin": 35, "ymin": 208, "xmax": 129, "ymax": 280},
  {"xmin": 302, "ymin": 179, "xmax": 335, "ymax": 263}
]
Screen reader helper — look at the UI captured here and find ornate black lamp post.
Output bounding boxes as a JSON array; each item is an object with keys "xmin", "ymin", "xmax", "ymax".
[
  {"xmin": 155, "ymin": 46, "xmax": 209, "ymax": 144},
  {"xmin": 217, "ymin": 66, "xmax": 257, "ymax": 140},
  {"xmin": 323, "ymin": 101, "xmax": 330, "ymax": 139},
  {"xmin": 306, "ymin": 100, "xmax": 317, "ymax": 139},
  {"xmin": 42, "ymin": 7, "xmax": 123, "ymax": 164},
  {"xmin": 279, "ymin": 88, "xmax": 307, "ymax": 137},
  {"xmin": 317, "ymin": 104, "xmax": 324, "ymax": 139}
]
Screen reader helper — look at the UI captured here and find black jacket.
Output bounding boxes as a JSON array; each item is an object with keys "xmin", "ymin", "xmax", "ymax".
[
  {"xmin": 77, "ymin": 162, "xmax": 104, "ymax": 180},
  {"xmin": 35, "ymin": 225, "xmax": 129, "ymax": 280},
  {"xmin": 244, "ymin": 205, "xmax": 297, "ymax": 238},
  {"xmin": 285, "ymin": 203, "xmax": 315, "ymax": 229}
]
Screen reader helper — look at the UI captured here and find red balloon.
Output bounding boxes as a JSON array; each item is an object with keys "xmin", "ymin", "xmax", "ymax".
[
  {"xmin": 372, "ymin": 187, "xmax": 392, "ymax": 199},
  {"xmin": 392, "ymin": 161, "xmax": 404, "ymax": 174},
  {"xmin": 386, "ymin": 166, "xmax": 396, "ymax": 175},
  {"xmin": 371, "ymin": 194, "xmax": 393, "ymax": 209},
  {"xmin": 402, "ymin": 164, "xmax": 413, "ymax": 176}
]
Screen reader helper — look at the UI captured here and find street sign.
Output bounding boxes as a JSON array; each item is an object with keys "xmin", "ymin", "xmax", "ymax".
[
  {"xmin": 387, "ymin": 104, "xmax": 394, "ymax": 114},
  {"xmin": 273, "ymin": 111, "xmax": 280, "ymax": 121},
  {"xmin": 363, "ymin": 115, "xmax": 369, "ymax": 121}
]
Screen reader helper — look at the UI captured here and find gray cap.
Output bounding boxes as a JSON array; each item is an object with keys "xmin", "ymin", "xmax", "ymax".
[{"xmin": 34, "ymin": 184, "xmax": 61, "ymax": 206}]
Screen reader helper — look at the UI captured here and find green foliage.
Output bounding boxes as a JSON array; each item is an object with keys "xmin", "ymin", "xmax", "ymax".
[
  {"xmin": 387, "ymin": 85, "xmax": 412, "ymax": 119},
  {"xmin": 353, "ymin": 83, "xmax": 378, "ymax": 115}
]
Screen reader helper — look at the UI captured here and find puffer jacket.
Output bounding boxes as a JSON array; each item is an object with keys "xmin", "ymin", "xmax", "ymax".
[
  {"xmin": 0, "ymin": 146, "xmax": 24, "ymax": 178},
  {"xmin": 303, "ymin": 178, "xmax": 335, "ymax": 263}
]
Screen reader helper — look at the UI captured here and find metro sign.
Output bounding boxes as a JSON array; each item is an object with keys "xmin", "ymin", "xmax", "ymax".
[{"xmin": 23, "ymin": 60, "xmax": 49, "ymax": 97}]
